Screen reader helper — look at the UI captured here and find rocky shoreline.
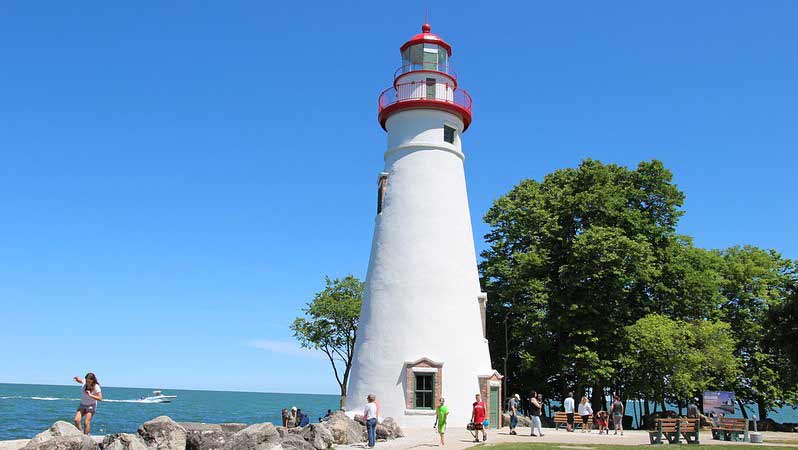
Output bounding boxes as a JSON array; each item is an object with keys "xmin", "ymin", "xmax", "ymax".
[{"xmin": 13, "ymin": 411, "xmax": 403, "ymax": 450}]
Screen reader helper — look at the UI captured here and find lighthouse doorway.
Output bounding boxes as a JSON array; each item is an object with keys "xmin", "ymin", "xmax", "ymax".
[{"xmin": 489, "ymin": 385, "xmax": 500, "ymax": 429}]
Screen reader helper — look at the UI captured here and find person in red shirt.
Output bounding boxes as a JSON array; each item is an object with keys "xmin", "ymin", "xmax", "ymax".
[{"xmin": 471, "ymin": 393, "xmax": 487, "ymax": 442}]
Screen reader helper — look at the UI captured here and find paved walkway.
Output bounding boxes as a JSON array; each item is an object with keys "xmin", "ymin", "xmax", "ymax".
[{"xmin": 336, "ymin": 426, "xmax": 798, "ymax": 450}]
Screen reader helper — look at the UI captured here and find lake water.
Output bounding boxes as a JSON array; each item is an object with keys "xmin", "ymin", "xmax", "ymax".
[
  {"xmin": 1, "ymin": 383, "xmax": 795, "ymax": 440},
  {"xmin": 0, "ymin": 383, "xmax": 340, "ymax": 440}
]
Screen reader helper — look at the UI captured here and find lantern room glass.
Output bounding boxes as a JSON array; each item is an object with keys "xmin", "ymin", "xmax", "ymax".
[{"xmin": 401, "ymin": 44, "xmax": 449, "ymax": 74}]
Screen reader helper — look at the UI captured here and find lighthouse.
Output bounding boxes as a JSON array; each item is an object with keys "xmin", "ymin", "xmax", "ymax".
[{"xmin": 347, "ymin": 23, "xmax": 502, "ymax": 427}]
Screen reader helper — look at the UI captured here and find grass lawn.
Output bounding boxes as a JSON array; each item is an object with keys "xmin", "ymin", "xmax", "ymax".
[{"xmin": 478, "ymin": 444, "xmax": 797, "ymax": 450}]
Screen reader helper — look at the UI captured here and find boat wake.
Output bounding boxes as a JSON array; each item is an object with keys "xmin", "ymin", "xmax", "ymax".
[{"xmin": 0, "ymin": 396, "xmax": 169, "ymax": 404}]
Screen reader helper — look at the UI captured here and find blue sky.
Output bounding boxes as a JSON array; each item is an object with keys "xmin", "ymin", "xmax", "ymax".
[{"xmin": 0, "ymin": 1, "xmax": 796, "ymax": 394}]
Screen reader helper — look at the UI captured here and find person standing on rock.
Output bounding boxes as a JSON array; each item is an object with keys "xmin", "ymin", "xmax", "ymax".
[
  {"xmin": 288, "ymin": 406, "xmax": 298, "ymax": 427},
  {"xmin": 434, "ymin": 397, "xmax": 449, "ymax": 446},
  {"xmin": 364, "ymin": 394, "xmax": 378, "ymax": 448},
  {"xmin": 73, "ymin": 373, "xmax": 102, "ymax": 435}
]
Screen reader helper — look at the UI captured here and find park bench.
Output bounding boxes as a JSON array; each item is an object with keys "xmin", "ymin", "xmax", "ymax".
[
  {"xmin": 553, "ymin": 412, "xmax": 570, "ymax": 430},
  {"xmin": 649, "ymin": 418, "xmax": 681, "ymax": 444},
  {"xmin": 680, "ymin": 418, "xmax": 700, "ymax": 444},
  {"xmin": 711, "ymin": 417, "xmax": 749, "ymax": 441}
]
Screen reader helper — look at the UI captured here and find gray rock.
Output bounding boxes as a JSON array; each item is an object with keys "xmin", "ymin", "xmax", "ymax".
[
  {"xmin": 273, "ymin": 428, "xmax": 288, "ymax": 439},
  {"xmin": 221, "ymin": 423, "xmax": 281, "ymax": 450},
  {"xmin": 277, "ymin": 436, "xmax": 313, "ymax": 450},
  {"xmin": 219, "ymin": 424, "xmax": 247, "ymax": 434},
  {"xmin": 102, "ymin": 434, "xmax": 148, "ymax": 450},
  {"xmin": 27, "ymin": 421, "xmax": 83, "ymax": 446},
  {"xmin": 501, "ymin": 413, "xmax": 531, "ymax": 427},
  {"xmin": 24, "ymin": 435, "xmax": 97, "ymax": 450},
  {"xmin": 381, "ymin": 418, "xmax": 403, "ymax": 439},
  {"xmin": 324, "ymin": 412, "xmax": 364, "ymax": 445},
  {"xmin": 137, "ymin": 416, "xmax": 187, "ymax": 450},
  {"xmin": 297, "ymin": 424, "xmax": 333, "ymax": 450},
  {"xmin": 179, "ymin": 423, "xmax": 225, "ymax": 450}
]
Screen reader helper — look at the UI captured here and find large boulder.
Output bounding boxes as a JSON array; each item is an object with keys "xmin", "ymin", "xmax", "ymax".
[
  {"xmin": 138, "ymin": 416, "xmax": 187, "ymax": 450},
  {"xmin": 278, "ymin": 435, "xmax": 313, "ymax": 450},
  {"xmin": 380, "ymin": 418, "xmax": 403, "ymax": 439},
  {"xmin": 221, "ymin": 423, "xmax": 281, "ymax": 450},
  {"xmin": 297, "ymin": 424, "xmax": 333, "ymax": 450},
  {"xmin": 27, "ymin": 421, "xmax": 83, "ymax": 446},
  {"xmin": 180, "ymin": 423, "xmax": 225, "ymax": 450},
  {"xmin": 219, "ymin": 424, "xmax": 247, "ymax": 434},
  {"xmin": 102, "ymin": 434, "xmax": 148, "ymax": 450},
  {"xmin": 324, "ymin": 412, "xmax": 364, "ymax": 445},
  {"xmin": 24, "ymin": 435, "xmax": 97, "ymax": 450}
]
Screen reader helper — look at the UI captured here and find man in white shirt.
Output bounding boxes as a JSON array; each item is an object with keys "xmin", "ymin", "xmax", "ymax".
[
  {"xmin": 363, "ymin": 394, "xmax": 378, "ymax": 448},
  {"xmin": 563, "ymin": 392, "xmax": 575, "ymax": 432}
]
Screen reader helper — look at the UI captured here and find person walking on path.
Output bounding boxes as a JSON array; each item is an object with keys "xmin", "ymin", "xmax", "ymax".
[
  {"xmin": 563, "ymin": 392, "xmax": 575, "ymax": 432},
  {"xmin": 611, "ymin": 395, "xmax": 625, "ymax": 435},
  {"xmin": 73, "ymin": 373, "xmax": 102, "ymax": 435},
  {"xmin": 364, "ymin": 394, "xmax": 378, "ymax": 448},
  {"xmin": 434, "ymin": 398, "xmax": 449, "ymax": 446},
  {"xmin": 471, "ymin": 393, "xmax": 487, "ymax": 443},
  {"xmin": 578, "ymin": 396, "xmax": 593, "ymax": 433},
  {"xmin": 507, "ymin": 394, "xmax": 519, "ymax": 435},
  {"xmin": 529, "ymin": 391, "xmax": 544, "ymax": 437},
  {"xmin": 363, "ymin": 394, "xmax": 377, "ymax": 448}
]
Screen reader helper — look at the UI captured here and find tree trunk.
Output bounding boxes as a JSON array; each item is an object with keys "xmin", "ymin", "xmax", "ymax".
[
  {"xmin": 757, "ymin": 401, "xmax": 768, "ymax": 420},
  {"xmin": 737, "ymin": 399, "xmax": 748, "ymax": 419},
  {"xmin": 644, "ymin": 398, "xmax": 651, "ymax": 416},
  {"xmin": 340, "ymin": 383, "xmax": 347, "ymax": 409}
]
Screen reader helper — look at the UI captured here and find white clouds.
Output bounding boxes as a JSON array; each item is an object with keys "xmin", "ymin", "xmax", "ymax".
[{"xmin": 245, "ymin": 339, "xmax": 323, "ymax": 358}]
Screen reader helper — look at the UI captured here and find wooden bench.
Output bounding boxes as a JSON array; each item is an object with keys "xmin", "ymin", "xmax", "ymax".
[
  {"xmin": 553, "ymin": 412, "xmax": 570, "ymax": 430},
  {"xmin": 711, "ymin": 417, "xmax": 749, "ymax": 441},
  {"xmin": 680, "ymin": 418, "xmax": 700, "ymax": 444},
  {"xmin": 649, "ymin": 419, "xmax": 681, "ymax": 444}
]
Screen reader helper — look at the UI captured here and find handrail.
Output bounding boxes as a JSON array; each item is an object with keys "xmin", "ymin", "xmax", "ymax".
[
  {"xmin": 378, "ymin": 80, "xmax": 472, "ymax": 114},
  {"xmin": 394, "ymin": 63, "xmax": 457, "ymax": 80}
]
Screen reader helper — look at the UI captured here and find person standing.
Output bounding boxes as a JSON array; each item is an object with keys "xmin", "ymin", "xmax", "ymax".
[
  {"xmin": 508, "ymin": 394, "xmax": 519, "ymax": 435},
  {"xmin": 687, "ymin": 399, "xmax": 699, "ymax": 419},
  {"xmin": 529, "ymin": 391, "xmax": 544, "ymax": 437},
  {"xmin": 434, "ymin": 398, "xmax": 449, "ymax": 446},
  {"xmin": 563, "ymin": 392, "xmax": 575, "ymax": 432},
  {"xmin": 73, "ymin": 373, "xmax": 102, "ymax": 435},
  {"xmin": 578, "ymin": 396, "xmax": 593, "ymax": 433},
  {"xmin": 611, "ymin": 395, "xmax": 624, "ymax": 436},
  {"xmin": 364, "ymin": 394, "xmax": 378, "ymax": 448},
  {"xmin": 471, "ymin": 393, "xmax": 487, "ymax": 443}
]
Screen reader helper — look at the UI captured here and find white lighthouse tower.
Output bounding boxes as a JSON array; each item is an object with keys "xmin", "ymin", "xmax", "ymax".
[{"xmin": 347, "ymin": 23, "xmax": 502, "ymax": 427}]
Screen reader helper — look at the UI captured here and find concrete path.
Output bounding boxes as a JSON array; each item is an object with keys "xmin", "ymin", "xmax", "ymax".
[{"xmin": 336, "ymin": 426, "xmax": 798, "ymax": 449}]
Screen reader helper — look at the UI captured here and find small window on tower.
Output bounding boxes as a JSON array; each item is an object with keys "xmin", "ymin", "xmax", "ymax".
[
  {"xmin": 414, "ymin": 373, "xmax": 434, "ymax": 409},
  {"xmin": 443, "ymin": 125, "xmax": 456, "ymax": 144}
]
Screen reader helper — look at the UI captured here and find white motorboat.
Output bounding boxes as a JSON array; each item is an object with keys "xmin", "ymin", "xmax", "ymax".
[{"xmin": 140, "ymin": 390, "xmax": 177, "ymax": 403}]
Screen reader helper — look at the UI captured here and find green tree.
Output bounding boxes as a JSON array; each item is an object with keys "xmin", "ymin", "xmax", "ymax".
[
  {"xmin": 292, "ymin": 275, "xmax": 363, "ymax": 408},
  {"xmin": 480, "ymin": 159, "xmax": 686, "ymax": 405},
  {"xmin": 623, "ymin": 314, "xmax": 738, "ymax": 410},
  {"xmin": 716, "ymin": 246, "xmax": 797, "ymax": 418}
]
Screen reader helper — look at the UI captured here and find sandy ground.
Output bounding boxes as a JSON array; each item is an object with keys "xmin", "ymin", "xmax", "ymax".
[{"xmin": 337, "ymin": 426, "xmax": 798, "ymax": 450}]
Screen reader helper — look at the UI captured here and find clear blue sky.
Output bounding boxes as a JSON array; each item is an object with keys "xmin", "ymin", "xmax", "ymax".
[{"xmin": 1, "ymin": 1, "xmax": 796, "ymax": 394}]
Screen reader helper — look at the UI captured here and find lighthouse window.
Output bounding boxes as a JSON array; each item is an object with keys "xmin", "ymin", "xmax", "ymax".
[
  {"xmin": 443, "ymin": 125, "xmax": 456, "ymax": 144},
  {"xmin": 414, "ymin": 373, "xmax": 435, "ymax": 409}
]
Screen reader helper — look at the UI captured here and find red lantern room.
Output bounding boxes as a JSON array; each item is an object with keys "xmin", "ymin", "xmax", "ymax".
[{"xmin": 377, "ymin": 23, "xmax": 473, "ymax": 131}]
